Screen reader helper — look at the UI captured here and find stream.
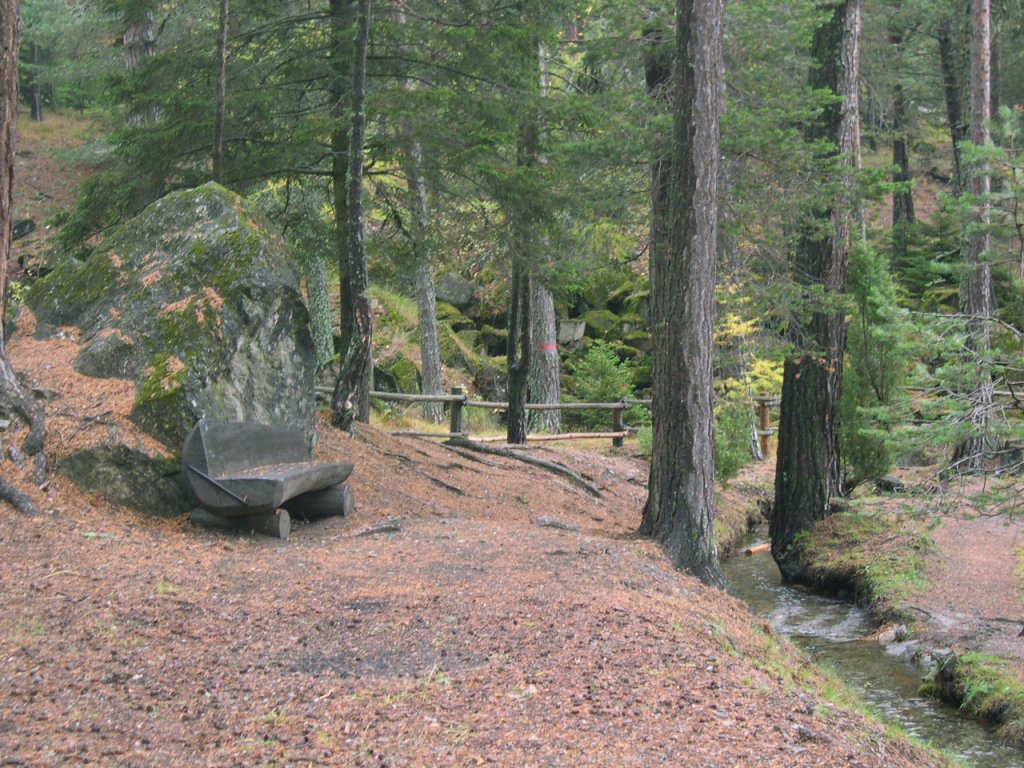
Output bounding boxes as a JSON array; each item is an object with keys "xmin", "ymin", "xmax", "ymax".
[{"xmin": 723, "ymin": 535, "xmax": 1024, "ymax": 767}]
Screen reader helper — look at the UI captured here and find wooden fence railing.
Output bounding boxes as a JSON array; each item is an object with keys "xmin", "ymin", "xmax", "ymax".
[{"xmin": 316, "ymin": 386, "xmax": 780, "ymax": 454}]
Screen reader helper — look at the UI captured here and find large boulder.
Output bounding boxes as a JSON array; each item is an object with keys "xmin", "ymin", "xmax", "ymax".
[
  {"xmin": 29, "ymin": 183, "xmax": 317, "ymax": 512},
  {"xmin": 435, "ymin": 272, "xmax": 475, "ymax": 309}
]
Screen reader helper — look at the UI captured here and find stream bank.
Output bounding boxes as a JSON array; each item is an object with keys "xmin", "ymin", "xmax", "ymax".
[{"xmin": 725, "ymin": 533, "xmax": 1024, "ymax": 766}]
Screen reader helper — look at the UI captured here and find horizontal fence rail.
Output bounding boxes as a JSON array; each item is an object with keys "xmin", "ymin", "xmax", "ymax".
[{"xmin": 314, "ymin": 386, "xmax": 779, "ymax": 453}]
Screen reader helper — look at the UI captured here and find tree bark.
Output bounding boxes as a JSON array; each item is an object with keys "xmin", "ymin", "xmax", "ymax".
[
  {"xmin": 392, "ymin": 1, "xmax": 444, "ymax": 424},
  {"xmin": 506, "ymin": 259, "xmax": 531, "ymax": 444},
  {"xmin": 212, "ymin": 0, "xmax": 229, "ymax": 184},
  {"xmin": 329, "ymin": 0, "xmax": 351, "ymax": 358},
  {"xmin": 27, "ymin": 41, "xmax": 41, "ymax": 121},
  {"xmin": 304, "ymin": 251, "xmax": 335, "ymax": 366},
  {"xmin": 640, "ymin": 0, "xmax": 725, "ymax": 588},
  {"xmin": 644, "ymin": 10, "xmax": 672, "ymax": 289},
  {"xmin": 938, "ymin": 19, "xmax": 965, "ymax": 197},
  {"xmin": 331, "ymin": 0, "xmax": 372, "ymax": 431},
  {"xmin": 952, "ymin": 0, "xmax": 994, "ymax": 473},
  {"xmin": 771, "ymin": 0, "xmax": 860, "ymax": 581},
  {"xmin": 891, "ymin": 75, "xmax": 915, "ymax": 264},
  {"xmin": 528, "ymin": 277, "xmax": 561, "ymax": 433},
  {"xmin": 1, "ymin": 0, "xmax": 44, "ymax": 516},
  {"xmin": 124, "ymin": 8, "xmax": 158, "ymax": 125}
]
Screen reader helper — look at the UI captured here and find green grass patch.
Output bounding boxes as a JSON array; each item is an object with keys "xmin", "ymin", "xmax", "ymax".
[
  {"xmin": 925, "ymin": 652, "xmax": 1024, "ymax": 745},
  {"xmin": 794, "ymin": 508, "xmax": 934, "ymax": 621}
]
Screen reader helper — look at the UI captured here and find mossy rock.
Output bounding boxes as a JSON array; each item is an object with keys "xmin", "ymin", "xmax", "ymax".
[
  {"xmin": 375, "ymin": 352, "xmax": 421, "ymax": 394},
  {"xmin": 607, "ymin": 279, "xmax": 639, "ymax": 311},
  {"xmin": 582, "ymin": 269, "xmax": 631, "ymax": 311},
  {"xmin": 623, "ymin": 287, "xmax": 650, "ymax": 318},
  {"xmin": 436, "ymin": 301, "xmax": 476, "ymax": 331},
  {"xmin": 439, "ymin": 323, "xmax": 482, "ymax": 374},
  {"xmin": 478, "ymin": 324, "xmax": 508, "ymax": 354},
  {"xmin": 580, "ymin": 309, "xmax": 622, "ymax": 340},
  {"xmin": 57, "ymin": 445, "xmax": 188, "ymax": 517},
  {"xmin": 27, "ymin": 184, "xmax": 317, "ymax": 514},
  {"xmin": 622, "ymin": 330, "xmax": 651, "ymax": 354}
]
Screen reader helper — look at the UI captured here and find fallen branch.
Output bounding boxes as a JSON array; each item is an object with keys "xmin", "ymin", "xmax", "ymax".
[{"xmin": 444, "ymin": 437, "xmax": 602, "ymax": 498}]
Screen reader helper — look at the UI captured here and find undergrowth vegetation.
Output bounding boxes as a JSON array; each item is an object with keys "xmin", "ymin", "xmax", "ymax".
[{"xmin": 793, "ymin": 507, "xmax": 934, "ymax": 621}]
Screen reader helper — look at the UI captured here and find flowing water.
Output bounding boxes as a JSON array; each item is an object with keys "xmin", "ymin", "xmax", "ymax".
[{"xmin": 723, "ymin": 536, "xmax": 1024, "ymax": 767}]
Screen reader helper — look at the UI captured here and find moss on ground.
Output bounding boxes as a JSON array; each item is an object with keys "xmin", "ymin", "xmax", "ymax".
[
  {"xmin": 793, "ymin": 506, "xmax": 934, "ymax": 622},
  {"xmin": 922, "ymin": 651, "xmax": 1024, "ymax": 746}
]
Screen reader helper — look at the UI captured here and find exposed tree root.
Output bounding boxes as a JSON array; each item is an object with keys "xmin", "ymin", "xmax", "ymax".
[
  {"xmin": 0, "ymin": 359, "xmax": 46, "ymax": 456},
  {"xmin": 444, "ymin": 437, "xmax": 602, "ymax": 498},
  {"xmin": 0, "ymin": 476, "xmax": 39, "ymax": 516}
]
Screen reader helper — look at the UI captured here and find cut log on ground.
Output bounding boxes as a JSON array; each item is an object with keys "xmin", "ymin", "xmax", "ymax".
[
  {"xmin": 284, "ymin": 484, "xmax": 355, "ymax": 521},
  {"xmin": 190, "ymin": 508, "xmax": 291, "ymax": 540}
]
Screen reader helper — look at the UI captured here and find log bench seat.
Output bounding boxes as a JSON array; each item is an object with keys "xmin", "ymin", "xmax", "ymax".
[{"xmin": 182, "ymin": 419, "xmax": 355, "ymax": 538}]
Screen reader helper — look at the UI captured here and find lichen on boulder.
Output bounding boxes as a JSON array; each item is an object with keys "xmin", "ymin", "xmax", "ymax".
[{"xmin": 29, "ymin": 183, "xmax": 318, "ymax": 513}]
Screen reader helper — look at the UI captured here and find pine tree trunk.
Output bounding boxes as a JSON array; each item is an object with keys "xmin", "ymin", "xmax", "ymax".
[
  {"xmin": 304, "ymin": 253, "xmax": 335, "ymax": 367},
  {"xmin": 640, "ymin": 0, "xmax": 725, "ymax": 588},
  {"xmin": 1, "ymin": 0, "xmax": 17, "ymax": 347},
  {"xmin": 953, "ymin": 0, "xmax": 994, "ymax": 473},
  {"xmin": 644, "ymin": 11, "xmax": 672, "ymax": 286},
  {"xmin": 938, "ymin": 19, "xmax": 965, "ymax": 197},
  {"xmin": 528, "ymin": 277, "xmax": 560, "ymax": 433},
  {"xmin": 393, "ymin": 1, "xmax": 443, "ymax": 424},
  {"xmin": 330, "ymin": 0, "xmax": 351, "ymax": 354},
  {"xmin": 28, "ymin": 41, "xmax": 41, "ymax": 121},
  {"xmin": 506, "ymin": 261, "xmax": 531, "ymax": 445},
  {"xmin": 891, "ymin": 81, "xmax": 915, "ymax": 265},
  {"xmin": 124, "ymin": 9, "xmax": 158, "ymax": 125},
  {"xmin": 771, "ymin": 0, "xmax": 860, "ymax": 581},
  {"xmin": 1, "ymin": 0, "xmax": 44, "ymax": 515},
  {"xmin": 331, "ymin": 0, "xmax": 372, "ymax": 431},
  {"xmin": 212, "ymin": 0, "xmax": 229, "ymax": 184}
]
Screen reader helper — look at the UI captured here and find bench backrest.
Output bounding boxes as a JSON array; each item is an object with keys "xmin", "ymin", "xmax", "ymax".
[{"xmin": 183, "ymin": 420, "xmax": 311, "ymax": 477}]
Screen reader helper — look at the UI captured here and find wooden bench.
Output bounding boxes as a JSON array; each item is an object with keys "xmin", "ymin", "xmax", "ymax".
[{"xmin": 182, "ymin": 419, "xmax": 355, "ymax": 539}]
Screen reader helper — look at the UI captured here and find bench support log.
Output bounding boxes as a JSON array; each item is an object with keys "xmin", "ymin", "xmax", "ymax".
[{"xmin": 190, "ymin": 508, "xmax": 291, "ymax": 540}]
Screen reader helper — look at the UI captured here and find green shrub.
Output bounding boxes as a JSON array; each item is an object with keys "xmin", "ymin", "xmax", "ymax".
[
  {"xmin": 715, "ymin": 395, "xmax": 753, "ymax": 483},
  {"xmin": 564, "ymin": 341, "xmax": 633, "ymax": 431}
]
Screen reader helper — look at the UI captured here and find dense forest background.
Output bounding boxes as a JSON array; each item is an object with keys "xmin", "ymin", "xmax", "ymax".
[{"xmin": 8, "ymin": 0, "xmax": 1024, "ymax": 571}]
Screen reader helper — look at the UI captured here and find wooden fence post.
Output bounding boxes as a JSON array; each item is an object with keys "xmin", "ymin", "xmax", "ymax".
[
  {"xmin": 612, "ymin": 404, "xmax": 625, "ymax": 448},
  {"xmin": 449, "ymin": 387, "xmax": 465, "ymax": 437},
  {"xmin": 758, "ymin": 393, "xmax": 771, "ymax": 458}
]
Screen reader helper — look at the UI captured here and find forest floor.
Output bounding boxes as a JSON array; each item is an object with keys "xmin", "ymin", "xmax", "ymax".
[
  {"xmin": 3, "ymin": 110, "xmax": 1014, "ymax": 766},
  {"xmin": 1, "ymin": 325, "xmax": 950, "ymax": 767}
]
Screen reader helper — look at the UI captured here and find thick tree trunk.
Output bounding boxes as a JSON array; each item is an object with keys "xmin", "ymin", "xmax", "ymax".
[
  {"xmin": 212, "ymin": 0, "xmax": 229, "ymax": 184},
  {"xmin": 953, "ymin": 0, "xmax": 994, "ymax": 473},
  {"xmin": 528, "ymin": 277, "xmax": 561, "ymax": 433},
  {"xmin": 772, "ymin": 0, "xmax": 860, "ymax": 581},
  {"xmin": 640, "ymin": 0, "xmax": 725, "ymax": 588},
  {"xmin": 938, "ymin": 19, "xmax": 965, "ymax": 197},
  {"xmin": 331, "ymin": 0, "xmax": 372, "ymax": 431},
  {"xmin": 1, "ymin": 0, "xmax": 44, "ymax": 516}
]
